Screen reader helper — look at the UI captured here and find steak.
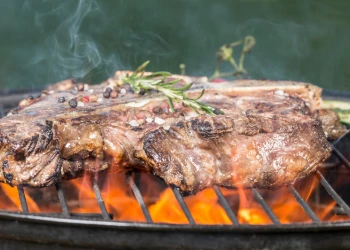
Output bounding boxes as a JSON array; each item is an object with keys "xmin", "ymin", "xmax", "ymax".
[
  {"xmin": 0, "ymin": 74, "xmax": 343, "ymax": 193},
  {"xmin": 139, "ymin": 112, "xmax": 329, "ymax": 193}
]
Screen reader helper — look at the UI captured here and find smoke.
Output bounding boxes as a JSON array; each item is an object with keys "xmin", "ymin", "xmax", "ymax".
[
  {"xmin": 31, "ymin": 0, "xmax": 121, "ymax": 83},
  {"xmin": 1, "ymin": 0, "xmax": 349, "ymax": 91},
  {"xmin": 23, "ymin": 0, "xmax": 176, "ymax": 87}
]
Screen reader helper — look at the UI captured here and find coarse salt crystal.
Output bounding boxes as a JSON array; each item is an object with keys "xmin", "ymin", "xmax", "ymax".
[
  {"xmin": 129, "ymin": 120, "xmax": 139, "ymax": 127},
  {"xmin": 88, "ymin": 89, "xmax": 94, "ymax": 94},
  {"xmin": 146, "ymin": 117, "xmax": 153, "ymax": 123},
  {"xmin": 84, "ymin": 84, "xmax": 89, "ymax": 91},
  {"xmin": 77, "ymin": 101, "xmax": 84, "ymax": 107},
  {"xmin": 163, "ymin": 125, "xmax": 170, "ymax": 130},
  {"xmin": 274, "ymin": 90, "xmax": 284, "ymax": 96},
  {"xmin": 89, "ymin": 133, "xmax": 97, "ymax": 139},
  {"xmin": 236, "ymin": 99, "xmax": 243, "ymax": 106},
  {"xmin": 48, "ymin": 90, "xmax": 55, "ymax": 94},
  {"xmin": 120, "ymin": 88, "xmax": 126, "ymax": 95},
  {"xmin": 97, "ymin": 97, "xmax": 103, "ymax": 103},
  {"xmin": 6, "ymin": 112, "xmax": 13, "ymax": 117},
  {"xmin": 154, "ymin": 117, "xmax": 165, "ymax": 125}
]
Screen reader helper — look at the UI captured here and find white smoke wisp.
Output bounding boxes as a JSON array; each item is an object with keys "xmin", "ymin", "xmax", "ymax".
[
  {"xmin": 47, "ymin": 0, "xmax": 103, "ymax": 79},
  {"xmin": 33, "ymin": 0, "xmax": 121, "ymax": 83}
]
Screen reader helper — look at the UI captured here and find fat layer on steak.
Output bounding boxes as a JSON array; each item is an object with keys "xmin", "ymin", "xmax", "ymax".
[{"xmin": 0, "ymin": 74, "xmax": 342, "ymax": 192}]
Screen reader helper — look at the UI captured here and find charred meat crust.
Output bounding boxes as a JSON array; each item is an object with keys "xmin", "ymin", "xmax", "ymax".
[
  {"xmin": 141, "ymin": 115, "xmax": 331, "ymax": 193},
  {"xmin": 314, "ymin": 109, "xmax": 347, "ymax": 140},
  {"xmin": 0, "ymin": 124, "xmax": 62, "ymax": 187}
]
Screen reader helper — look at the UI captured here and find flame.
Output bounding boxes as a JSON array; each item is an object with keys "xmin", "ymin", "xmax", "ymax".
[{"xmin": 0, "ymin": 168, "xmax": 349, "ymax": 224}]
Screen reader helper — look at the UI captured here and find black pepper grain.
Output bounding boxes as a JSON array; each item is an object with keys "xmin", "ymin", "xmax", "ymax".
[
  {"xmin": 139, "ymin": 88, "xmax": 146, "ymax": 95},
  {"xmin": 69, "ymin": 98, "xmax": 78, "ymax": 108},
  {"xmin": 153, "ymin": 106, "xmax": 163, "ymax": 114},
  {"xmin": 213, "ymin": 108, "xmax": 223, "ymax": 115},
  {"xmin": 58, "ymin": 97, "xmax": 65, "ymax": 103},
  {"xmin": 103, "ymin": 91, "xmax": 111, "ymax": 98}
]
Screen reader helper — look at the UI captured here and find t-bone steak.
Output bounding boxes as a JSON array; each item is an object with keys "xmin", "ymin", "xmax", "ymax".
[{"xmin": 0, "ymin": 73, "xmax": 345, "ymax": 193}]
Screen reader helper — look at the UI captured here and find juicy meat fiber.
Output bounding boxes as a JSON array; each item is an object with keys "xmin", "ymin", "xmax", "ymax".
[
  {"xmin": 0, "ymin": 74, "xmax": 340, "ymax": 193},
  {"xmin": 139, "ymin": 114, "xmax": 330, "ymax": 193}
]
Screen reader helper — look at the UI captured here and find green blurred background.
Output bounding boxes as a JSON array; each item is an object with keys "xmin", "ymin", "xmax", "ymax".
[{"xmin": 0, "ymin": 0, "xmax": 349, "ymax": 92}]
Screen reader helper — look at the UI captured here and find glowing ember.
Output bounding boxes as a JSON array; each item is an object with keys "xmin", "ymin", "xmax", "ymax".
[{"xmin": 0, "ymin": 168, "xmax": 349, "ymax": 225}]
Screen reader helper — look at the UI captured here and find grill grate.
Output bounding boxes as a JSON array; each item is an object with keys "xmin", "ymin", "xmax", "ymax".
[{"xmin": 1, "ymin": 96, "xmax": 350, "ymax": 227}]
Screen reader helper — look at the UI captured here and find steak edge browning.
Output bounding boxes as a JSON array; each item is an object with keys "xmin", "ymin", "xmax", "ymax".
[
  {"xmin": 140, "ymin": 114, "xmax": 331, "ymax": 193},
  {"xmin": 0, "ymin": 123, "xmax": 62, "ymax": 187}
]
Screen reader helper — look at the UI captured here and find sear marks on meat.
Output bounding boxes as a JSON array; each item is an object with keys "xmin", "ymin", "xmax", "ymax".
[
  {"xmin": 0, "ymin": 121, "xmax": 61, "ymax": 187},
  {"xmin": 139, "ymin": 114, "xmax": 331, "ymax": 193},
  {"xmin": 313, "ymin": 108, "xmax": 346, "ymax": 140},
  {"xmin": 0, "ymin": 75, "xmax": 343, "ymax": 192}
]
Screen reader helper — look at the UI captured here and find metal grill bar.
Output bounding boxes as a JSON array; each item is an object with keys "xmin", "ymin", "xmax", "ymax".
[
  {"xmin": 171, "ymin": 187, "xmax": 196, "ymax": 225},
  {"xmin": 332, "ymin": 130, "xmax": 350, "ymax": 146},
  {"xmin": 17, "ymin": 187, "xmax": 28, "ymax": 213},
  {"xmin": 252, "ymin": 188, "xmax": 280, "ymax": 224},
  {"xmin": 316, "ymin": 170, "xmax": 350, "ymax": 216},
  {"xmin": 127, "ymin": 175, "xmax": 153, "ymax": 223},
  {"xmin": 92, "ymin": 180, "xmax": 111, "ymax": 220},
  {"xmin": 213, "ymin": 186, "xmax": 239, "ymax": 225},
  {"xmin": 332, "ymin": 146, "xmax": 350, "ymax": 171},
  {"xmin": 288, "ymin": 185, "xmax": 320, "ymax": 222},
  {"xmin": 55, "ymin": 183, "xmax": 70, "ymax": 217}
]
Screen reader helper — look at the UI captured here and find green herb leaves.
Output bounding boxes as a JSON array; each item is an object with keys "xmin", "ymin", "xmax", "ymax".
[{"xmin": 121, "ymin": 61, "xmax": 223, "ymax": 115}]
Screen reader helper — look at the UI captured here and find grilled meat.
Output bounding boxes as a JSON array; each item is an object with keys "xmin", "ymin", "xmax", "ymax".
[
  {"xmin": 139, "ymin": 113, "xmax": 330, "ymax": 193},
  {"xmin": 0, "ymin": 74, "xmax": 343, "ymax": 192}
]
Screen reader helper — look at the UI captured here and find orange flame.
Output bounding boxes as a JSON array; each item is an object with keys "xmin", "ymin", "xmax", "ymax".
[{"xmin": 0, "ymin": 168, "xmax": 349, "ymax": 224}]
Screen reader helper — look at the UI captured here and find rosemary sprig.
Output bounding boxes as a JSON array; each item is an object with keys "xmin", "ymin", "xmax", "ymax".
[{"xmin": 120, "ymin": 61, "xmax": 223, "ymax": 115}]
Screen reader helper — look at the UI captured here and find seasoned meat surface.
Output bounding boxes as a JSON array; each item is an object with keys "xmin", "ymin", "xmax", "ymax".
[
  {"xmin": 0, "ymin": 74, "xmax": 341, "ymax": 192},
  {"xmin": 139, "ymin": 114, "xmax": 330, "ymax": 193},
  {"xmin": 314, "ymin": 108, "xmax": 346, "ymax": 140}
]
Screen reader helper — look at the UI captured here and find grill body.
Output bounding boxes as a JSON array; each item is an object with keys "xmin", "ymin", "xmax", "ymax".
[{"xmin": 1, "ymin": 213, "xmax": 350, "ymax": 250}]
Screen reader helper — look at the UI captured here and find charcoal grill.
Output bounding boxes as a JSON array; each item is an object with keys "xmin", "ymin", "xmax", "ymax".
[{"xmin": 0, "ymin": 90, "xmax": 350, "ymax": 250}]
